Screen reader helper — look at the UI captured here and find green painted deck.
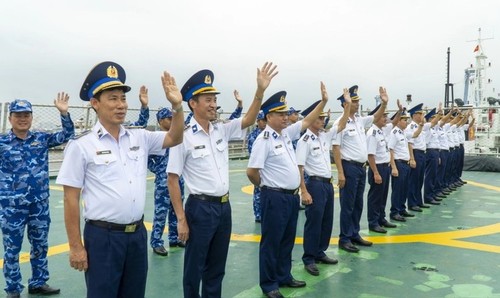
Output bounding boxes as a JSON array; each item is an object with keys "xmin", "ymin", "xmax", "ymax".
[{"xmin": 2, "ymin": 159, "xmax": 500, "ymax": 297}]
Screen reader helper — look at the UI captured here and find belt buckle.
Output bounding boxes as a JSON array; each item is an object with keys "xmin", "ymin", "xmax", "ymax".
[
  {"xmin": 124, "ymin": 224, "xmax": 137, "ymax": 233},
  {"xmin": 293, "ymin": 188, "xmax": 299, "ymax": 195},
  {"xmin": 221, "ymin": 194, "xmax": 229, "ymax": 203},
  {"xmin": 329, "ymin": 177, "xmax": 333, "ymax": 183}
]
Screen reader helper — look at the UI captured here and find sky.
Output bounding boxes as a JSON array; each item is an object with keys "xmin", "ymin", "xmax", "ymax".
[{"xmin": 1, "ymin": 0, "xmax": 500, "ymax": 115}]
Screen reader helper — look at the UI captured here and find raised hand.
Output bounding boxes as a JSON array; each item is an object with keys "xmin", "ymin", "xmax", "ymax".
[
  {"xmin": 139, "ymin": 86, "xmax": 149, "ymax": 107},
  {"xmin": 257, "ymin": 62, "xmax": 279, "ymax": 92},
  {"xmin": 320, "ymin": 81, "xmax": 329, "ymax": 102},
  {"xmin": 234, "ymin": 90, "xmax": 242, "ymax": 103},
  {"xmin": 379, "ymin": 87, "xmax": 389, "ymax": 104},
  {"xmin": 342, "ymin": 88, "xmax": 351, "ymax": 103},
  {"xmin": 54, "ymin": 92, "xmax": 70, "ymax": 115},
  {"xmin": 397, "ymin": 99, "xmax": 403, "ymax": 111},
  {"xmin": 161, "ymin": 71, "xmax": 183, "ymax": 108}
]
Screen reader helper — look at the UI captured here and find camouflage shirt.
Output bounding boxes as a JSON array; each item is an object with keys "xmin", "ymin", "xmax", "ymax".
[{"xmin": 0, "ymin": 114, "xmax": 74, "ymax": 204}]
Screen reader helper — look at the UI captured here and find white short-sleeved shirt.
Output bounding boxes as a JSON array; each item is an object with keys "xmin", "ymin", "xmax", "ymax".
[
  {"xmin": 438, "ymin": 123, "xmax": 450, "ymax": 150},
  {"xmin": 167, "ymin": 117, "xmax": 245, "ymax": 197},
  {"xmin": 388, "ymin": 126, "xmax": 410, "ymax": 160},
  {"xmin": 459, "ymin": 124, "xmax": 469, "ymax": 144},
  {"xmin": 248, "ymin": 121, "xmax": 302, "ymax": 189},
  {"xmin": 366, "ymin": 124, "xmax": 390, "ymax": 164},
  {"xmin": 332, "ymin": 115, "xmax": 373, "ymax": 163},
  {"xmin": 56, "ymin": 121, "xmax": 166, "ymax": 224},
  {"xmin": 405, "ymin": 121, "xmax": 430, "ymax": 150},
  {"xmin": 296, "ymin": 126, "xmax": 338, "ymax": 178},
  {"xmin": 426, "ymin": 125, "xmax": 441, "ymax": 149},
  {"xmin": 447, "ymin": 124, "xmax": 458, "ymax": 147}
]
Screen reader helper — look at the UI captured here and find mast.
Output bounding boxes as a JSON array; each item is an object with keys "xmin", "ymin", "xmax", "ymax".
[{"xmin": 467, "ymin": 27, "xmax": 493, "ymax": 107}]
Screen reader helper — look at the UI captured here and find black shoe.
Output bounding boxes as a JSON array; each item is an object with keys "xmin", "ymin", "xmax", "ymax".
[
  {"xmin": 316, "ymin": 255, "xmax": 338, "ymax": 265},
  {"xmin": 418, "ymin": 204, "xmax": 430, "ymax": 208},
  {"xmin": 339, "ymin": 242, "xmax": 359, "ymax": 253},
  {"xmin": 153, "ymin": 246, "xmax": 169, "ymax": 256},
  {"xmin": 264, "ymin": 289, "xmax": 284, "ymax": 298},
  {"xmin": 255, "ymin": 218, "xmax": 261, "ymax": 223},
  {"xmin": 434, "ymin": 197, "xmax": 443, "ymax": 201},
  {"xmin": 390, "ymin": 215, "xmax": 406, "ymax": 222},
  {"xmin": 442, "ymin": 188, "xmax": 453, "ymax": 193},
  {"xmin": 170, "ymin": 242, "xmax": 186, "ymax": 248},
  {"xmin": 6, "ymin": 293, "xmax": 20, "ymax": 298},
  {"xmin": 461, "ymin": 180, "xmax": 467, "ymax": 184},
  {"xmin": 435, "ymin": 193, "xmax": 447, "ymax": 198},
  {"xmin": 299, "ymin": 205, "xmax": 305, "ymax": 210},
  {"xmin": 28, "ymin": 284, "xmax": 60, "ymax": 295},
  {"xmin": 352, "ymin": 237, "xmax": 373, "ymax": 246},
  {"xmin": 304, "ymin": 263, "xmax": 320, "ymax": 276},
  {"xmin": 409, "ymin": 206, "xmax": 423, "ymax": 212},
  {"xmin": 370, "ymin": 226, "xmax": 387, "ymax": 233},
  {"xmin": 281, "ymin": 278, "xmax": 306, "ymax": 288},
  {"xmin": 426, "ymin": 200, "xmax": 441, "ymax": 205},
  {"xmin": 381, "ymin": 221, "xmax": 397, "ymax": 228},
  {"xmin": 400, "ymin": 211, "xmax": 415, "ymax": 217}
]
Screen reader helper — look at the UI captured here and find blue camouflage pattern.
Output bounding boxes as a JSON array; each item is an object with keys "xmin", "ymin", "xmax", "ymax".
[
  {"xmin": 185, "ymin": 106, "xmax": 242, "ymax": 125},
  {"xmin": 148, "ymin": 148, "xmax": 185, "ymax": 247},
  {"xmin": 0, "ymin": 114, "xmax": 74, "ymax": 294},
  {"xmin": 247, "ymin": 126, "xmax": 263, "ymax": 221},
  {"xmin": 129, "ymin": 107, "xmax": 150, "ymax": 127}
]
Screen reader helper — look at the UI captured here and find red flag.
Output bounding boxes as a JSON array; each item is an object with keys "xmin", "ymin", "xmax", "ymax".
[{"xmin": 474, "ymin": 45, "xmax": 480, "ymax": 52}]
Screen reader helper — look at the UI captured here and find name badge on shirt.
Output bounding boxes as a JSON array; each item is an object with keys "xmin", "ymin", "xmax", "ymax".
[
  {"xmin": 130, "ymin": 146, "xmax": 140, "ymax": 151},
  {"xmin": 194, "ymin": 145, "xmax": 206, "ymax": 150},
  {"xmin": 275, "ymin": 144, "xmax": 282, "ymax": 149},
  {"xmin": 216, "ymin": 139, "xmax": 223, "ymax": 145},
  {"xmin": 31, "ymin": 141, "xmax": 41, "ymax": 146},
  {"xmin": 96, "ymin": 150, "xmax": 112, "ymax": 155}
]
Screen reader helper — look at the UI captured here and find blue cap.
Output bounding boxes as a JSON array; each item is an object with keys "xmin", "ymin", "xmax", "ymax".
[
  {"xmin": 80, "ymin": 61, "xmax": 131, "ymax": 101},
  {"xmin": 9, "ymin": 99, "xmax": 33, "ymax": 113},
  {"xmin": 261, "ymin": 91, "xmax": 288, "ymax": 116},
  {"xmin": 257, "ymin": 111, "xmax": 265, "ymax": 120},
  {"xmin": 156, "ymin": 107, "xmax": 173, "ymax": 122},
  {"xmin": 181, "ymin": 69, "xmax": 220, "ymax": 102},
  {"xmin": 408, "ymin": 103, "xmax": 424, "ymax": 116},
  {"xmin": 337, "ymin": 85, "xmax": 360, "ymax": 106},
  {"xmin": 300, "ymin": 100, "xmax": 327, "ymax": 117},
  {"xmin": 287, "ymin": 107, "xmax": 301, "ymax": 116},
  {"xmin": 424, "ymin": 108, "xmax": 436, "ymax": 121}
]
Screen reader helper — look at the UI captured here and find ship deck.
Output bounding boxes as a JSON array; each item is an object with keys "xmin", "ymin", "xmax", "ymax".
[{"xmin": 1, "ymin": 159, "xmax": 500, "ymax": 298}]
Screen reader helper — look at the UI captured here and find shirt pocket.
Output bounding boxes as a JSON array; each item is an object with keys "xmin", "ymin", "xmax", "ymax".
[
  {"xmin": 127, "ymin": 149, "xmax": 147, "ymax": 176},
  {"xmin": 92, "ymin": 154, "xmax": 120, "ymax": 182},
  {"xmin": 215, "ymin": 141, "xmax": 227, "ymax": 152},
  {"xmin": 191, "ymin": 148, "xmax": 211, "ymax": 159}
]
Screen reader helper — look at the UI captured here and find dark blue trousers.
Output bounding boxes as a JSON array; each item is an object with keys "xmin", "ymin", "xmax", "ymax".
[
  {"xmin": 408, "ymin": 150, "xmax": 425, "ymax": 208},
  {"xmin": 445, "ymin": 149, "xmax": 456, "ymax": 187},
  {"xmin": 424, "ymin": 149, "xmax": 439, "ymax": 202},
  {"xmin": 339, "ymin": 161, "xmax": 366, "ymax": 244},
  {"xmin": 183, "ymin": 196, "xmax": 232, "ymax": 298},
  {"xmin": 84, "ymin": 222, "xmax": 148, "ymax": 298},
  {"xmin": 302, "ymin": 179, "xmax": 334, "ymax": 265},
  {"xmin": 259, "ymin": 188, "xmax": 299, "ymax": 294},
  {"xmin": 367, "ymin": 163, "xmax": 391, "ymax": 228},
  {"xmin": 390, "ymin": 160, "xmax": 410, "ymax": 217},
  {"xmin": 458, "ymin": 144, "xmax": 465, "ymax": 180},
  {"xmin": 437, "ymin": 150, "xmax": 449, "ymax": 192}
]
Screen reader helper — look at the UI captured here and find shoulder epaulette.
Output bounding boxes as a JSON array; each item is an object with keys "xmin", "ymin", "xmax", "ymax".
[
  {"xmin": 372, "ymin": 130, "xmax": 376, "ymax": 136},
  {"xmin": 73, "ymin": 130, "xmax": 92, "ymax": 139},
  {"xmin": 303, "ymin": 135, "xmax": 309, "ymax": 142},
  {"xmin": 125, "ymin": 125, "xmax": 144, "ymax": 129},
  {"xmin": 263, "ymin": 131, "xmax": 269, "ymax": 139}
]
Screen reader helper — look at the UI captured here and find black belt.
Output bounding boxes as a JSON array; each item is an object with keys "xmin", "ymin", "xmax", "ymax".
[
  {"xmin": 395, "ymin": 159, "xmax": 409, "ymax": 163},
  {"xmin": 87, "ymin": 217, "xmax": 143, "ymax": 233},
  {"xmin": 342, "ymin": 159, "xmax": 367, "ymax": 167},
  {"xmin": 308, "ymin": 176, "xmax": 332, "ymax": 183},
  {"xmin": 414, "ymin": 149, "xmax": 425, "ymax": 153},
  {"xmin": 449, "ymin": 147, "xmax": 455, "ymax": 151},
  {"xmin": 261, "ymin": 185, "xmax": 299, "ymax": 195},
  {"xmin": 189, "ymin": 193, "xmax": 229, "ymax": 203},
  {"xmin": 427, "ymin": 148, "xmax": 440, "ymax": 152},
  {"xmin": 376, "ymin": 162, "xmax": 390, "ymax": 167},
  {"xmin": 441, "ymin": 149, "xmax": 449, "ymax": 152}
]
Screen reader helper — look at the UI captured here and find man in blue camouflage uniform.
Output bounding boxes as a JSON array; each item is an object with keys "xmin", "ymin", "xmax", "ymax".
[
  {"xmin": 0, "ymin": 95, "xmax": 74, "ymax": 298},
  {"xmin": 148, "ymin": 107, "xmax": 186, "ymax": 256},
  {"xmin": 246, "ymin": 111, "xmax": 266, "ymax": 222}
]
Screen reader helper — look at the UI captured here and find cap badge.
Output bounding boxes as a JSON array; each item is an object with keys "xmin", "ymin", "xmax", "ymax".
[
  {"xmin": 204, "ymin": 75, "xmax": 212, "ymax": 84},
  {"xmin": 107, "ymin": 65, "xmax": 118, "ymax": 79}
]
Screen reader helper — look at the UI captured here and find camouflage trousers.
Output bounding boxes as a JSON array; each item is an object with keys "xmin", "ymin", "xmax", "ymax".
[
  {"xmin": 253, "ymin": 186, "xmax": 261, "ymax": 221},
  {"xmin": 0, "ymin": 199, "xmax": 50, "ymax": 294},
  {"xmin": 150, "ymin": 184, "xmax": 184, "ymax": 248}
]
